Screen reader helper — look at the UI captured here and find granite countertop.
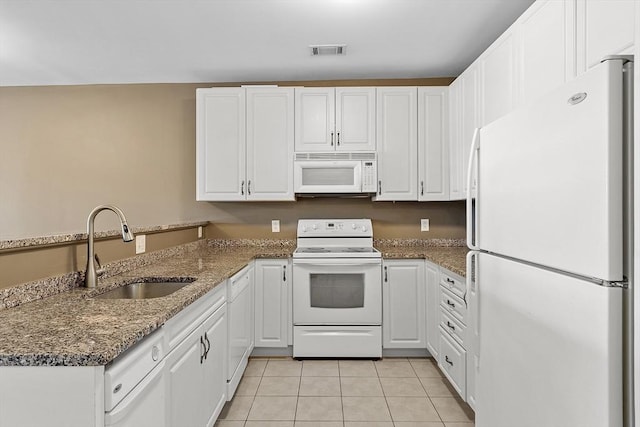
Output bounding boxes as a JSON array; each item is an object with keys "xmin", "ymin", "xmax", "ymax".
[
  {"xmin": 0, "ymin": 240, "xmax": 467, "ymax": 367},
  {"xmin": 0, "ymin": 244, "xmax": 291, "ymax": 367},
  {"xmin": 376, "ymin": 244, "xmax": 468, "ymax": 277}
]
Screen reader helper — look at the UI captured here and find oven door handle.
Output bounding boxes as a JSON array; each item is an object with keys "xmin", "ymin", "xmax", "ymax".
[{"xmin": 292, "ymin": 259, "xmax": 382, "ymax": 266}]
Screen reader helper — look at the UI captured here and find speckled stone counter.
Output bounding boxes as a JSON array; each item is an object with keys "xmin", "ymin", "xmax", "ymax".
[
  {"xmin": 376, "ymin": 244, "xmax": 468, "ymax": 277},
  {"xmin": 0, "ymin": 238, "xmax": 466, "ymax": 367},
  {"xmin": 0, "ymin": 242, "xmax": 292, "ymax": 367}
]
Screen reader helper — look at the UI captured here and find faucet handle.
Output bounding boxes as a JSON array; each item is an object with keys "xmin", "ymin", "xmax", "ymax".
[{"xmin": 95, "ymin": 253, "xmax": 106, "ymax": 276}]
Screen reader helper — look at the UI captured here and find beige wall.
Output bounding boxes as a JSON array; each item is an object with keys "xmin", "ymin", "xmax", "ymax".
[
  {"xmin": 0, "ymin": 77, "xmax": 454, "ymax": 241},
  {"xmin": 207, "ymin": 199, "xmax": 465, "ymax": 240},
  {"xmin": 1, "ymin": 77, "xmax": 464, "ymax": 287}
]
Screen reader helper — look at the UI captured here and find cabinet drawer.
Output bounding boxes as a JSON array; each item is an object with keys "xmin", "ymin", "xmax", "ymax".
[
  {"xmin": 438, "ymin": 326, "xmax": 466, "ymax": 398},
  {"xmin": 440, "ymin": 286, "xmax": 467, "ymax": 325},
  {"xmin": 440, "ymin": 269, "xmax": 465, "ymax": 299},
  {"xmin": 229, "ymin": 264, "xmax": 253, "ymax": 301},
  {"xmin": 439, "ymin": 308, "xmax": 465, "ymax": 347}
]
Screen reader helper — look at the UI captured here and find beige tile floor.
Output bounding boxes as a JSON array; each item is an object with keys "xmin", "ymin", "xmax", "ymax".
[{"xmin": 215, "ymin": 357, "xmax": 474, "ymax": 427}]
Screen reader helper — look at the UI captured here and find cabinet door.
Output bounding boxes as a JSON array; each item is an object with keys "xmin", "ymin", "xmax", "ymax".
[
  {"xmin": 448, "ymin": 79, "xmax": 464, "ymax": 201},
  {"xmin": 202, "ymin": 306, "xmax": 227, "ymax": 427},
  {"xmin": 375, "ymin": 87, "xmax": 418, "ymax": 201},
  {"xmin": 196, "ymin": 88, "xmax": 246, "ymax": 201},
  {"xmin": 425, "ymin": 261, "xmax": 440, "ymax": 359},
  {"xmin": 382, "ymin": 260, "xmax": 426, "ymax": 348},
  {"xmin": 246, "ymin": 88, "xmax": 295, "ymax": 201},
  {"xmin": 165, "ymin": 327, "xmax": 205, "ymax": 427},
  {"xmin": 459, "ymin": 66, "xmax": 479, "ymax": 198},
  {"xmin": 480, "ymin": 31, "xmax": 517, "ymax": 126},
  {"xmin": 335, "ymin": 87, "xmax": 376, "ymax": 151},
  {"xmin": 295, "ymin": 88, "xmax": 336, "ymax": 151},
  {"xmin": 418, "ymin": 87, "xmax": 449, "ymax": 201},
  {"xmin": 517, "ymin": 0, "xmax": 576, "ymax": 106},
  {"xmin": 254, "ymin": 260, "xmax": 289, "ymax": 348},
  {"xmin": 577, "ymin": 0, "xmax": 636, "ymax": 73}
]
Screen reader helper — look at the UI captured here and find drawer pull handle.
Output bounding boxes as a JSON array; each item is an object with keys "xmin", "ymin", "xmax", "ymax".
[
  {"xmin": 200, "ymin": 336, "xmax": 205, "ymax": 364},
  {"xmin": 446, "ymin": 321, "xmax": 455, "ymax": 331},
  {"xmin": 445, "ymin": 355, "xmax": 454, "ymax": 366},
  {"xmin": 446, "ymin": 300, "xmax": 456, "ymax": 308},
  {"xmin": 204, "ymin": 332, "xmax": 211, "ymax": 360},
  {"xmin": 446, "ymin": 278, "xmax": 455, "ymax": 285},
  {"xmin": 331, "ymin": 132, "xmax": 334, "ymax": 146},
  {"xmin": 283, "ymin": 265, "xmax": 286, "ymax": 282},
  {"xmin": 384, "ymin": 266, "xmax": 388, "ymax": 282},
  {"xmin": 241, "ymin": 180, "xmax": 245, "ymax": 195}
]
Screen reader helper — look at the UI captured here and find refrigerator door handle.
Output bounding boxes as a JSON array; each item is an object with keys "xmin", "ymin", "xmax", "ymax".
[
  {"xmin": 467, "ymin": 250, "xmax": 480, "ymax": 368},
  {"xmin": 466, "ymin": 128, "xmax": 481, "ymax": 250}
]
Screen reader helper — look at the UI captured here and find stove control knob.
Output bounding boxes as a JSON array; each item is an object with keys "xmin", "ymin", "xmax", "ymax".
[
  {"xmin": 351, "ymin": 223, "xmax": 357, "ymax": 230},
  {"xmin": 361, "ymin": 226, "xmax": 367, "ymax": 232},
  {"xmin": 312, "ymin": 224, "xmax": 318, "ymax": 230},
  {"xmin": 302, "ymin": 226, "xmax": 308, "ymax": 232}
]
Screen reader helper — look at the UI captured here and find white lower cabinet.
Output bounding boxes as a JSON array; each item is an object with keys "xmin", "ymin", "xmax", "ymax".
[
  {"xmin": 437, "ymin": 266, "xmax": 469, "ymax": 403},
  {"xmin": 438, "ymin": 326, "xmax": 466, "ymax": 397},
  {"xmin": 165, "ymin": 299, "xmax": 227, "ymax": 427},
  {"xmin": 382, "ymin": 260, "xmax": 426, "ymax": 348},
  {"xmin": 425, "ymin": 260, "xmax": 441, "ymax": 358},
  {"xmin": 254, "ymin": 259, "xmax": 290, "ymax": 348}
]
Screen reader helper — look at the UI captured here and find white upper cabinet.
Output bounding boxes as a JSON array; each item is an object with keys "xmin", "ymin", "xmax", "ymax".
[
  {"xmin": 517, "ymin": 0, "xmax": 576, "ymax": 106},
  {"xmin": 335, "ymin": 87, "xmax": 376, "ymax": 151},
  {"xmin": 196, "ymin": 87, "xmax": 294, "ymax": 201},
  {"xmin": 196, "ymin": 88, "xmax": 246, "ymax": 201},
  {"xmin": 459, "ymin": 65, "xmax": 479, "ymax": 198},
  {"xmin": 479, "ymin": 31, "xmax": 517, "ymax": 126},
  {"xmin": 295, "ymin": 87, "xmax": 376, "ymax": 152},
  {"xmin": 246, "ymin": 87, "xmax": 295, "ymax": 201},
  {"xmin": 448, "ymin": 79, "xmax": 463, "ymax": 201},
  {"xmin": 418, "ymin": 87, "xmax": 449, "ymax": 201},
  {"xmin": 576, "ymin": 0, "xmax": 636, "ymax": 74},
  {"xmin": 375, "ymin": 87, "xmax": 418, "ymax": 201}
]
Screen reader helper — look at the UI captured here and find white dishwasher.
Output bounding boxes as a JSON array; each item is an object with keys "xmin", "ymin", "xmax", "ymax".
[
  {"xmin": 227, "ymin": 264, "xmax": 254, "ymax": 399},
  {"xmin": 104, "ymin": 329, "xmax": 166, "ymax": 427}
]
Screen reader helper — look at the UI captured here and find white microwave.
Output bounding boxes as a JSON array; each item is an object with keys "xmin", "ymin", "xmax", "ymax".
[{"xmin": 294, "ymin": 152, "xmax": 378, "ymax": 194}]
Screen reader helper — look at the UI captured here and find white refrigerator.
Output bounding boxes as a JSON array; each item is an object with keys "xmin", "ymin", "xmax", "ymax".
[{"xmin": 466, "ymin": 57, "xmax": 634, "ymax": 427}]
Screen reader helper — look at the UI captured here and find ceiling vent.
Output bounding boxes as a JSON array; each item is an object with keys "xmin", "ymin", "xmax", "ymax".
[{"xmin": 310, "ymin": 44, "xmax": 347, "ymax": 56}]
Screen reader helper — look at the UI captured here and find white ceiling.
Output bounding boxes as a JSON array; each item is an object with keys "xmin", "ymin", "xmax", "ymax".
[{"xmin": 0, "ymin": 0, "xmax": 535, "ymax": 87}]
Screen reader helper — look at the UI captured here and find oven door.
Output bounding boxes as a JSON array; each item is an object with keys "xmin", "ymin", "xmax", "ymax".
[{"xmin": 292, "ymin": 258, "xmax": 382, "ymax": 325}]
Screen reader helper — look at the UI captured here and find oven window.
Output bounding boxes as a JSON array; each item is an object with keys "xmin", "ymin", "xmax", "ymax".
[
  {"xmin": 302, "ymin": 168, "xmax": 354, "ymax": 186},
  {"xmin": 309, "ymin": 273, "xmax": 365, "ymax": 308}
]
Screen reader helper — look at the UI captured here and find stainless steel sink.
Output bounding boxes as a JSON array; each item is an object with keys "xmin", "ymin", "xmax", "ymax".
[{"xmin": 94, "ymin": 280, "xmax": 194, "ymax": 299}]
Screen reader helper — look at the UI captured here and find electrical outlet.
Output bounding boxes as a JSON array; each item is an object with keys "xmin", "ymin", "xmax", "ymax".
[
  {"xmin": 135, "ymin": 234, "xmax": 146, "ymax": 254},
  {"xmin": 198, "ymin": 226, "xmax": 203, "ymax": 238},
  {"xmin": 421, "ymin": 219, "xmax": 430, "ymax": 232},
  {"xmin": 272, "ymin": 220, "xmax": 280, "ymax": 233}
]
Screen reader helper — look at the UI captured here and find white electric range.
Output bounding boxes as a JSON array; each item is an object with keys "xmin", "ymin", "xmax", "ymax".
[{"xmin": 292, "ymin": 219, "xmax": 382, "ymax": 358}]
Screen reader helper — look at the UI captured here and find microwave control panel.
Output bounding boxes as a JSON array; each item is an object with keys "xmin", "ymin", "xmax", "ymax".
[{"xmin": 361, "ymin": 161, "xmax": 377, "ymax": 193}]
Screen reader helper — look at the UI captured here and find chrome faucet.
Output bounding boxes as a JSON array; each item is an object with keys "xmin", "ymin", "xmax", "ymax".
[{"xmin": 85, "ymin": 205, "xmax": 134, "ymax": 288}]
